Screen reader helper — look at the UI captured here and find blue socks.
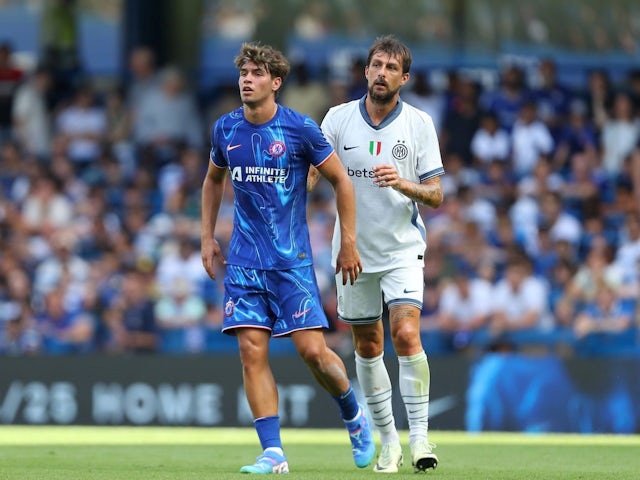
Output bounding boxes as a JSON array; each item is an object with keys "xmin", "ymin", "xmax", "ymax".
[
  {"xmin": 256, "ymin": 386, "xmax": 359, "ymax": 450},
  {"xmin": 333, "ymin": 384, "xmax": 360, "ymax": 421},
  {"xmin": 255, "ymin": 415, "xmax": 283, "ymax": 450}
]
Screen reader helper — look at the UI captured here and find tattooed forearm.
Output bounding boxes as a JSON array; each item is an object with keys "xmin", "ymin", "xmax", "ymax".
[
  {"xmin": 394, "ymin": 177, "xmax": 444, "ymax": 208},
  {"xmin": 406, "ymin": 182, "xmax": 443, "ymax": 207}
]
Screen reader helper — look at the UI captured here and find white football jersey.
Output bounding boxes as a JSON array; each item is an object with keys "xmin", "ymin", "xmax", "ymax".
[{"xmin": 322, "ymin": 97, "xmax": 444, "ymax": 272}]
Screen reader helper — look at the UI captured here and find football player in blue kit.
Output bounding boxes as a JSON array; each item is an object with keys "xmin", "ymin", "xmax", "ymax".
[{"xmin": 200, "ymin": 42, "xmax": 375, "ymax": 474}]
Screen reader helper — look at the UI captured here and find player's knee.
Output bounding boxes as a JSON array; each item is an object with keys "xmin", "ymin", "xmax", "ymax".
[
  {"xmin": 297, "ymin": 343, "xmax": 325, "ymax": 367},
  {"xmin": 353, "ymin": 329, "xmax": 384, "ymax": 357},
  {"xmin": 355, "ymin": 340, "xmax": 382, "ymax": 358},
  {"xmin": 391, "ymin": 324, "xmax": 421, "ymax": 352},
  {"xmin": 238, "ymin": 339, "xmax": 267, "ymax": 366}
]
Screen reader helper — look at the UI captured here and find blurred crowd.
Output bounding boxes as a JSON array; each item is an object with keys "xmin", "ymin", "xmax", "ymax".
[{"xmin": 0, "ymin": 39, "xmax": 639, "ymax": 358}]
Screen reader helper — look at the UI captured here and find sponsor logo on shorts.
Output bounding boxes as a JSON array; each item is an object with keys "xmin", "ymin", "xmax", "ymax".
[
  {"xmin": 224, "ymin": 299, "xmax": 235, "ymax": 317},
  {"xmin": 293, "ymin": 307, "xmax": 312, "ymax": 319}
]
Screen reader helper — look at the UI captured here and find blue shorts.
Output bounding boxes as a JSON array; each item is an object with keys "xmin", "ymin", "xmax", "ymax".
[{"xmin": 221, "ymin": 265, "xmax": 329, "ymax": 337}]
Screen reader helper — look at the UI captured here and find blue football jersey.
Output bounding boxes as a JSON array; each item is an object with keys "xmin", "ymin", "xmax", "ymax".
[{"xmin": 210, "ymin": 105, "xmax": 334, "ymax": 270}]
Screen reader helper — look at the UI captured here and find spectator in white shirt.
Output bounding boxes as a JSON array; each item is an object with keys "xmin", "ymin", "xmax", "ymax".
[
  {"xmin": 12, "ymin": 66, "xmax": 52, "ymax": 159},
  {"xmin": 614, "ymin": 211, "xmax": 640, "ymax": 300},
  {"xmin": 437, "ymin": 261, "xmax": 493, "ymax": 351},
  {"xmin": 510, "ymin": 101, "xmax": 554, "ymax": 178},
  {"xmin": 600, "ymin": 92, "xmax": 639, "ymax": 181},
  {"xmin": 539, "ymin": 190, "xmax": 582, "ymax": 247},
  {"xmin": 154, "ymin": 278, "xmax": 207, "ymax": 354},
  {"xmin": 55, "ymin": 83, "xmax": 107, "ymax": 174},
  {"xmin": 126, "ymin": 46, "xmax": 160, "ymax": 122},
  {"xmin": 566, "ymin": 243, "xmax": 624, "ymax": 307},
  {"xmin": 489, "ymin": 255, "xmax": 553, "ymax": 348},
  {"xmin": 155, "ymin": 234, "xmax": 209, "ymax": 297},
  {"xmin": 20, "ymin": 171, "xmax": 74, "ymax": 236},
  {"xmin": 457, "ymin": 184, "xmax": 497, "ymax": 236},
  {"xmin": 32, "ymin": 230, "xmax": 90, "ymax": 309},
  {"xmin": 471, "ymin": 112, "xmax": 510, "ymax": 165},
  {"xmin": 134, "ymin": 66, "xmax": 203, "ymax": 158},
  {"xmin": 517, "ymin": 156, "xmax": 564, "ymax": 199}
]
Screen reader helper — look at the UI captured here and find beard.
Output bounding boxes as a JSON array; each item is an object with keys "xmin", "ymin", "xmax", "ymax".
[{"xmin": 368, "ymin": 80, "xmax": 400, "ymax": 105}]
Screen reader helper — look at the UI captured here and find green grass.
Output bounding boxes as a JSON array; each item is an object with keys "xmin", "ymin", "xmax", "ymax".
[{"xmin": 1, "ymin": 427, "xmax": 639, "ymax": 480}]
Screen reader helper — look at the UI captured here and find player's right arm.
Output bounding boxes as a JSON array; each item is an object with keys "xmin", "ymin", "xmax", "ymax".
[{"xmin": 201, "ymin": 160, "xmax": 227, "ymax": 280}]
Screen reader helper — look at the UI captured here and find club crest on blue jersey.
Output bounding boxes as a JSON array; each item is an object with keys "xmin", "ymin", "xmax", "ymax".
[
  {"xmin": 224, "ymin": 298, "xmax": 235, "ymax": 317},
  {"xmin": 268, "ymin": 140, "xmax": 286, "ymax": 157}
]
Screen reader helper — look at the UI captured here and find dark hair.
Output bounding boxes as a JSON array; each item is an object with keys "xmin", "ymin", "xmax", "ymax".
[
  {"xmin": 366, "ymin": 35, "xmax": 412, "ymax": 74},
  {"xmin": 234, "ymin": 42, "xmax": 291, "ymax": 84}
]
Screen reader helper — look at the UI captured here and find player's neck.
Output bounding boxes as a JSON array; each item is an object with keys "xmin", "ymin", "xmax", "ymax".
[
  {"xmin": 243, "ymin": 100, "xmax": 278, "ymax": 124},
  {"xmin": 365, "ymin": 96, "xmax": 398, "ymax": 126}
]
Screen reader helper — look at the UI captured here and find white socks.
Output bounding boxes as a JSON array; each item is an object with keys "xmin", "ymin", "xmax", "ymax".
[
  {"xmin": 356, "ymin": 350, "xmax": 431, "ymax": 446},
  {"xmin": 355, "ymin": 352, "xmax": 400, "ymax": 445},
  {"xmin": 398, "ymin": 351, "xmax": 430, "ymax": 446}
]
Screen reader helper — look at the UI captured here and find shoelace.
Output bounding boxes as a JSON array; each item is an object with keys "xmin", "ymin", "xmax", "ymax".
[
  {"xmin": 256, "ymin": 454, "xmax": 280, "ymax": 465},
  {"xmin": 412, "ymin": 440, "xmax": 437, "ymax": 453}
]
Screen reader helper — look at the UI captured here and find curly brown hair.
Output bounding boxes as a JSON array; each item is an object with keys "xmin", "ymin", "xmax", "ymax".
[{"xmin": 234, "ymin": 42, "xmax": 291, "ymax": 83}]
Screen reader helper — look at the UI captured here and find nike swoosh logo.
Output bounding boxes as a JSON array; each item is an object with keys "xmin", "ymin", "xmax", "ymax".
[
  {"xmin": 343, "ymin": 145, "xmax": 358, "ymax": 150},
  {"xmin": 403, "ymin": 288, "xmax": 419, "ymax": 294},
  {"xmin": 293, "ymin": 307, "xmax": 312, "ymax": 319},
  {"xmin": 227, "ymin": 144, "xmax": 242, "ymax": 151}
]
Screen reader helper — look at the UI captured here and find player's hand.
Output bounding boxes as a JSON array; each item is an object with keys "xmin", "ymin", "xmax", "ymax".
[
  {"xmin": 201, "ymin": 237, "xmax": 226, "ymax": 279},
  {"xmin": 373, "ymin": 163, "xmax": 401, "ymax": 188},
  {"xmin": 335, "ymin": 245, "xmax": 363, "ymax": 286},
  {"xmin": 307, "ymin": 165, "xmax": 321, "ymax": 191}
]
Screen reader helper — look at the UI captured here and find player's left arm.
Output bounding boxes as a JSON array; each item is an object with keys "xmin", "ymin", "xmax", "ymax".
[
  {"xmin": 316, "ymin": 152, "xmax": 362, "ymax": 285},
  {"xmin": 306, "ymin": 165, "xmax": 321, "ymax": 191},
  {"xmin": 373, "ymin": 164, "xmax": 444, "ymax": 208},
  {"xmin": 374, "ymin": 112, "xmax": 444, "ymax": 207}
]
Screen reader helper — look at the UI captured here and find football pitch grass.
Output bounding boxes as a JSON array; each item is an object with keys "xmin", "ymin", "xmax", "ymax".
[{"xmin": 1, "ymin": 427, "xmax": 639, "ymax": 480}]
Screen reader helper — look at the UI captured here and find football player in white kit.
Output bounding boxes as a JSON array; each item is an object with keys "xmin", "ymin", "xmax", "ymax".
[{"xmin": 314, "ymin": 35, "xmax": 445, "ymax": 473}]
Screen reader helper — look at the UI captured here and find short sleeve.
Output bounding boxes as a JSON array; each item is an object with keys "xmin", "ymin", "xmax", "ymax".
[
  {"xmin": 415, "ymin": 113, "xmax": 444, "ymax": 182},
  {"xmin": 209, "ymin": 121, "xmax": 227, "ymax": 168},
  {"xmin": 302, "ymin": 116, "xmax": 334, "ymax": 168}
]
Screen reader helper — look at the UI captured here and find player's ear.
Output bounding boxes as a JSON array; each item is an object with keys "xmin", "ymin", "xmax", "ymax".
[
  {"xmin": 401, "ymin": 72, "xmax": 410, "ymax": 86},
  {"xmin": 272, "ymin": 76, "xmax": 282, "ymax": 93}
]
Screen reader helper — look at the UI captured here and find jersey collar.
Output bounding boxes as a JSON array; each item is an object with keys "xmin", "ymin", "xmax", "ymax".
[{"xmin": 359, "ymin": 95, "xmax": 404, "ymax": 130}]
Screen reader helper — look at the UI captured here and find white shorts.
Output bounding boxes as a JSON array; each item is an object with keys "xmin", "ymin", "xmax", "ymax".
[{"xmin": 336, "ymin": 267, "xmax": 424, "ymax": 325}]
